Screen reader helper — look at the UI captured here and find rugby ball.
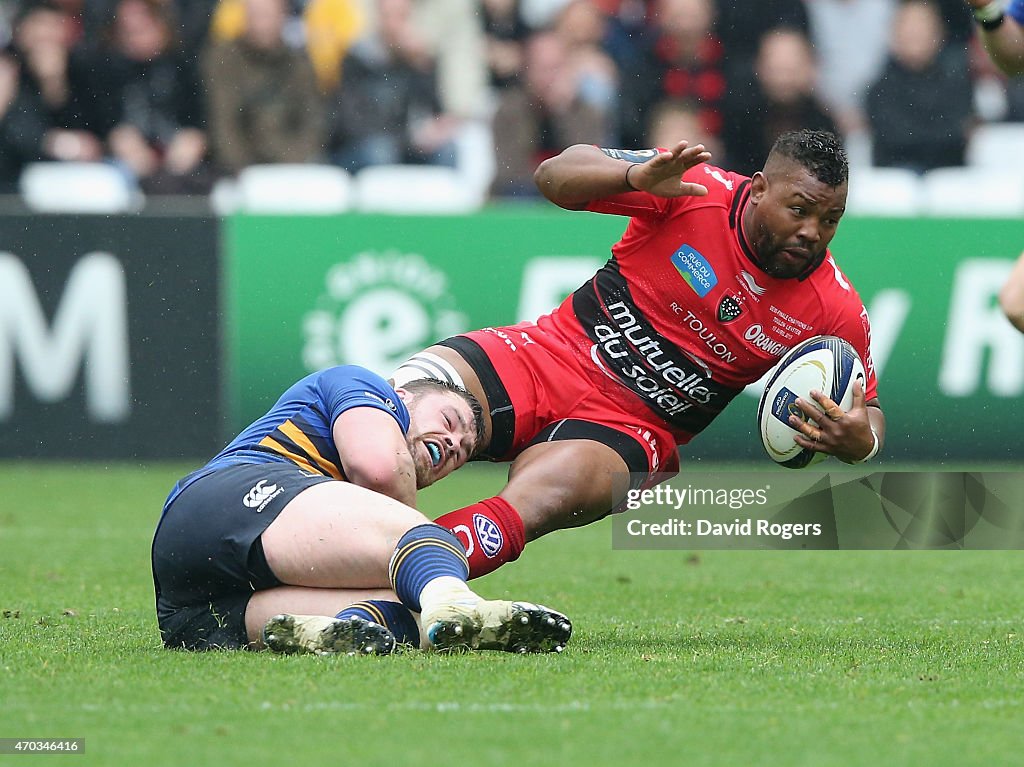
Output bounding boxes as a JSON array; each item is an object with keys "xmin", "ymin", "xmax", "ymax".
[{"xmin": 757, "ymin": 335, "xmax": 865, "ymax": 469}]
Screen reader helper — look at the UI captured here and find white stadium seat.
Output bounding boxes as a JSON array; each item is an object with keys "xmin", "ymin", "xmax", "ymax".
[
  {"xmin": 453, "ymin": 119, "xmax": 497, "ymax": 198},
  {"xmin": 354, "ymin": 165, "xmax": 484, "ymax": 214},
  {"xmin": 236, "ymin": 164, "xmax": 354, "ymax": 214},
  {"xmin": 966, "ymin": 122, "xmax": 1024, "ymax": 171},
  {"xmin": 920, "ymin": 166, "xmax": 1024, "ymax": 217},
  {"xmin": 208, "ymin": 177, "xmax": 240, "ymax": 215},
  {"xmin": 843, "ymin": 130, "xmax": 874, "ymax": 171},
  {"xmin": 20, "ymin": 162, "xmax": 142, "ymax": 213},
  {"xmin": 845, "ymin": 166, "xmax": 923, "ymax": 216}
]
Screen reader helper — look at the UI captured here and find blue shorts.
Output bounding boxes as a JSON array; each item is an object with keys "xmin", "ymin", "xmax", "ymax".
[{"xmin": 152, "ymin": 462, "xmax": 332, "ymax": 650}]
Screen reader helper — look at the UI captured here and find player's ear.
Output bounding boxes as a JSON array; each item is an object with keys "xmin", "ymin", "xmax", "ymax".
[
  {"xmin": 749, "ymin": 171, "xmax": 768, "ymax": 203},
  {"xmin": 394, "ymin": 387, "xmax": 412, "ymax": 404}
]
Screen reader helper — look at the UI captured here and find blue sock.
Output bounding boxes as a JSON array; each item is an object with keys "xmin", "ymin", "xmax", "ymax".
[
  {"xmin": 336, "ymin": 600, "xmax": 420, "ymax": 646},
  {"xmin": 388, "ymin": 524, "xmax": 470, "ymax": 612}
]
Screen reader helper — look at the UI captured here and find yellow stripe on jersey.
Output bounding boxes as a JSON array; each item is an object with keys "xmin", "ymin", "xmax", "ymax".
[
  {"xmin": 278, "ymin": 419, "xmax": 343, "ymax": 480},
  {"xmin": 257, "ymin": 435, "xmax": 323, "ymax": 477}
]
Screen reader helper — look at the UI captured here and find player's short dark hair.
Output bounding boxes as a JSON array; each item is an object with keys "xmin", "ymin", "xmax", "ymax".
[
  {"xmin": 768, "ymin": 129, "xmax": 848, "ymax": 188},
  {"xmin": 400, "ymin": 378, "xmax": 486, "ymax": 457}
]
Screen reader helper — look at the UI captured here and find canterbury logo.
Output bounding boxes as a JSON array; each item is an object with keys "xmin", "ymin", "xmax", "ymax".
[
  {"xmin": 739, "ymin": 270, "xmax": 767, "ymax": 296},
  {"xmin": 243, "ymin": 479, "xmax": 281, "ymax": 510}
]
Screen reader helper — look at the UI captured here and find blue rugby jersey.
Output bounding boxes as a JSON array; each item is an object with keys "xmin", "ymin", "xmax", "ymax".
[
  {"xmin": 1011, "ymin": 0, "xmax": 1024, "ymax": 23},
  {"xmin": 163, "ymin": 366, "xmax": 408, "ymax": 509}
]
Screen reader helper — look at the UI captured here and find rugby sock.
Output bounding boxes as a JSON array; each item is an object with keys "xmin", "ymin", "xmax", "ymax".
[
  {"xmin": 336, "ymin": 601, "xmax": 420, "ymax": 646},
  {"xmin": 388, "ymin": 524, "xmax": 473, "ymax": 613},
  {"xmin": 433, "ymin": 496, "xmax": 526, "ymax": 579}
]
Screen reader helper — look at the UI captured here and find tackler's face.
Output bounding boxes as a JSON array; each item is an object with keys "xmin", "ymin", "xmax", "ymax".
[
  {"xmin": 747, "ymin": 159, "xmax": 847, "ymax": 280},
  {"xmin": 401, "ymin": 390, "xmax": 478, "ymax": 488}
]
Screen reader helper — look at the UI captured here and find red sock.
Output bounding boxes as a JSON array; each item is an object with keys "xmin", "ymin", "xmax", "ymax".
[{"xmin": 434, "ymin": 496, "xmax": 526, "ymax": 579}]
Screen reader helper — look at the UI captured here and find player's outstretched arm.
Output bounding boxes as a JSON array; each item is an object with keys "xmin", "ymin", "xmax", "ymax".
[
  {"xmin": 332, "ymin": 407, "xmax": 418, "ymax": 507},
  {"xmin": 533, "ymin": 141, "xmax": 712, "ymax": 210},
  {"xmin": 967, "ymin": 0, "xmax": 1024, "ymax": 74}
]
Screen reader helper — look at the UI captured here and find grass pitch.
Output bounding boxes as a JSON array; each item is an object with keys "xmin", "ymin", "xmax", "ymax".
[{"xmin": 1, "ymin": 462, "xmax": 1021, "ymax": 766}]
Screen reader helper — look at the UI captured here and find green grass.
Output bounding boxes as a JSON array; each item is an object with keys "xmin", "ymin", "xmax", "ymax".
[{"xmin": 1, "ymin": 462, "xmax": 1022, "ymax": 766}]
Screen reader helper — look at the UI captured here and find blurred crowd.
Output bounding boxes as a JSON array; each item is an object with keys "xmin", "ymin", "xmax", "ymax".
[{"xmin": 0, "ymin": 0, "xmax": 1021, "ymax": 197}]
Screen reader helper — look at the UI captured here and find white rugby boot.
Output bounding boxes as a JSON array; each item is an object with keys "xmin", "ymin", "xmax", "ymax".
[
  {"xmin": 262, "ymin": 614, "xmax": 396, "ymax": 656},
  {"xmin": 421, "ymin": 600, "xmax": 572, "ymax": 654}
]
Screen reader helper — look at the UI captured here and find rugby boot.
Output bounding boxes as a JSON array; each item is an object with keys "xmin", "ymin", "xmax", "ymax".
[
  {"xmin": 263, "ymin": 614, "xmax": 396, "ymax": 656},
  {"xmin": 422, "ymin": 600, "xmax": 572, "ymax": 654}
]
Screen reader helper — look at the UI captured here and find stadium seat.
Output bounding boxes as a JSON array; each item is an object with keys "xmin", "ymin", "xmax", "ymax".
[
  {"xmin": 843, "ymin": 130, "xmax": 873, "ymax": 171},
  {"xmin": 19, "ymin": 162, "xmax": 142, "ymax": 213},
  {"xmin": 354, "ymin": 165, "xmax": 485, "ymax": 214},
  {"xmin": 208, "ymin": 177, "xmax": 241, "ymax": 215},
  {"xmin": 921, "ymin": 166, "xmax": 1024, "ymax": 217},
  {"xmin": 235, "ymin": 164, "xmax": 354, "ymax": 214},
  {"xmin": 844, "ymin": 166, "xmax": 923, "ymax": 216},
  {"xmin": 453, "ymin": 119, "xmax": 497, "ymax": 198},
  {"xmin": 965, "ymin": 122, "xmax": 1024, "ymax": 171}
]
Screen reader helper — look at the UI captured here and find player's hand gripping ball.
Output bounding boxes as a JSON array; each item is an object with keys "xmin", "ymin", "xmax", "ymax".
[{"xmin": 757, "ymin": 335, "xmax": 865, "ymax": 469}]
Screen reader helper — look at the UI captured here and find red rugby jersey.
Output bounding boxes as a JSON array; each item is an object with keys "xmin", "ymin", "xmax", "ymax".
[{"xmin": 535, "ymin": 163, "xmax": 878, "ymax": 440}]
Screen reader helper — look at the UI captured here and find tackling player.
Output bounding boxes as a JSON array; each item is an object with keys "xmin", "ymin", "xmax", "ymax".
[
  {"xmin": 151, "ymin": 365, "xmax": 571, "ymax": 655},
  {"xmin": 965, "ymin": 0, "xmax": 1024, "ymax": 333},
  {"xmin": 396, "ymin": 130, "xmax": 886, "ymax": 578}
]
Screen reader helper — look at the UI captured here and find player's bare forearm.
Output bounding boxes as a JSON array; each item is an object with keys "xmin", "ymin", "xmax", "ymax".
[
  {"xmin": 345, "ymin": 447, "xmax": 418, "ymax": 508},
  {"xmin": 865, "ymin": 400, "xmax": 886, "ymax": 456},
  {"xmin": 983, "ymin": 19, "xmax": 1024, "ymax": 74},
  {"xmin": 533, "ymin": 144, "xmax": 635, "ymax": 209},
  {"xmin": 533, "ymin": 141, "xmax": 712, "ymax": 209},
  {"xmin": 971, "ymin": 2, "xmax": 1024, "ymax": 75},
  {"xmin": 332, "ymin": 408, "xmax": 419, "ymax": 507}
]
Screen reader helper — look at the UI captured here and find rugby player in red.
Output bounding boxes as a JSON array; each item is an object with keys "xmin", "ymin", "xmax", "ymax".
[{"xmin": 397, "ymin": 130, "xmax": 886, "ymax": 578}]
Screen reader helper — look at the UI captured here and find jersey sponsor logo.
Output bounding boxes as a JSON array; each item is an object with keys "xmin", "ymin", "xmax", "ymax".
[
  {"xmin": 243, "ymin": 479, "xmax": 284, "ymax": 512},
  {"xmin": 671, "ymin": 305, "xmax": 740, "ymax": 364},
  {"xmin": 671, "ymin": 246, "xmax": 718, "ymax": 298},
  {"xmin": 473, "ymin": 513, "xmax": 504, "ymax": 558},
  {"xmin": 743, "ymin": 324, "xmax": 789, "ymax": 357},
  {"xmin": 703, "ymin": 166, "xmax": 735, "ymax": 191},
  {"xmin": 572, "ymin": 263, "xmax": 743, "ymax": 434},
  {"xmin": 738, "ymin": 270, "xmax": 767, "ymax": 298},
  {"xmin": 599, "ymin": 147, "xmax": 659, "ymax": 163},
  {"xmin": 597, "ymin": 301, "xmax": 715, "ymax": 407},
  {"xmin": 717, "ymin": 291, "xmax": 745, "ymax": 323}
]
